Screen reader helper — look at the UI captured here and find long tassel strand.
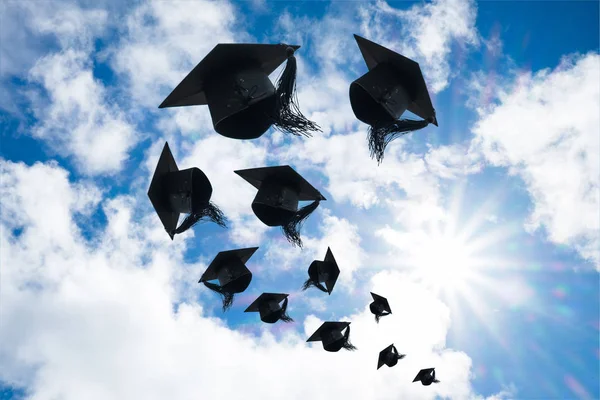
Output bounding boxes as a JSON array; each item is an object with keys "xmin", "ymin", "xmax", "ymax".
[
  {"xmin": 301, "ymin": 278, "xmax": 328, "ymax": 293},
  {"xmin": 368, "ymin": 119, "xmax": 431, "ymax": 164},
  {"xmin": 172, "ymin": 202, "xmax": 228, "ymax": 236},
  {"xmin": 272, "ymin": 49, "xmax": 321, "ymax": 137},
  {"xmin": 282, "ymin": 199, "xmax": 320, "ymax": 247},
  {"xmin": 203, "ymin": 281, "xmax": 235, "ymax": 311},
  {"xmin": 342, "ymin": 325, "xmax": 357, "ymax": 351},
  {"xmin": 279, "ymin": 297, "xmax": 294, "ymax": 323}
]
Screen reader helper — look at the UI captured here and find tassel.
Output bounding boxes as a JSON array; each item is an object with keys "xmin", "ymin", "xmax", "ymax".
[
  {"xmin": 203, "ymin": 281, "xmax": 235, "ymax": 311},
  {"xmin": 279, "ymin": 297, "xmax": 294, "ymax": 323},
  {"xmin": 271, "ymin": 47, "xmax": 321, "ymax": 137},
  {"xmin": 171, "ymin": 201, "xmax": 228, "ymax": 236},
  {"xmin": 368, "ymin": 118, "xmax": 431, "ymax": 164},
  {"xmin": 341, "ymin": 325, "xmax": 357, "ymax": 351},
  {"xmin": 374, "ymin": 310, "xmax": 390, "ymax": 323},
  {"xmin": 282, "ymin": 199, "xmax": 321, "ymax": 248},
  {"xmin": 301, "ymin": 278, "xmax": 328, "ymax": 293}
]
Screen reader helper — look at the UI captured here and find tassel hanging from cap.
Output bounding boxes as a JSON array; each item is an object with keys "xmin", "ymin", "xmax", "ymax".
[
  {"xmin": 368, "ymin": 118, "xmax": 432, "ymax": 164},
  {"xmin": 202, "ymin": 281, "xmax": 235, "ymax": 311},
  {"xmin": 279, "ymin": 297, "xmax": 294, "ymax": 323},
  {"xmin": 271, "ymin": 46, "xmax": 321, "ymax": 137},
  {"xmin": 341, "ymin": 325, "xmax": 357, "ymax": 351},
  {"xmin": 301, "ymin": 277, "xmax": 328, "ymax": 293},
  {"xmin": 282, "ymin": 199, "xmax": 321, "ymax": 248},
  {"xmin": 171, "ymin": 201, "xmax": 228, "ymax": 236},
  {"xmin": 374, "ymin": 310, "xmax": 390, "ymax": 324}
]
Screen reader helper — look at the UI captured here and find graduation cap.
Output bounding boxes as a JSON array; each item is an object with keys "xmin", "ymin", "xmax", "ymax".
[
  {"xmin": 148, "ymin": 142, "xmax": 227, "ymax": 240},
  {"xmin": 350, "ymin": 34, "xmax": 438, "ymax": 164},
  {"xmin": 301, "ymin": 247, "xmax": 339, "ymax": 294},
  {"xmin": 234, "ymin": 165, "xmax": 326, "ymax": 247},
  {"xmin": 306, "ymin": 322, "xmax": 356, "ymax": 352},
  {"xmin": 199, "ymin": 247, "xmax": 257, "ymax": 311},
  {"xmin": 413, "ymin": 368, "xmax": 440, "ymax": 386},
  {"xmin": 159, "ymin": 43, "xmax": 320, "ymax": 140},
  {"xmin": 377, "ymin": 344, "xmax": 405, "ymax": 370},
  {"xmin": 369, "ymin": 292, "xmax": 392, "ymax": 323},
  {"xmin": 244, "ymin": 293, "xmax": 293, "ymax": 324}
]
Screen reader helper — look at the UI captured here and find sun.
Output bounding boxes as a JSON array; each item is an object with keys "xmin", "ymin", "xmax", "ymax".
[{"xmin": 407, "ymin": 234, "xmax": 478, "ymax": 292}]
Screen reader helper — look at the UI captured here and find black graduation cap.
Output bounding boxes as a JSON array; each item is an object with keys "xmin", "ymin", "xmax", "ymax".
[
  {"xmin": 301, "ymin": 247, "xmax": 340, "ymax": 295},
  {"xmin": 199, "ymin": 247, "xmax": 257, "ymax": 311},
  {"xmin": 413, "ymin": 368, "xmax": 440, "ymax": 386},
  {"xmin": 159, "ymin": 43, "xmax": 320, "ymax": 140},
  {"xmin": 234, "ymin": 165, "xmax": 326, "ymax": 247},
  {"xmin": 350, "ymin": 34, "xmax": 438, "ymax": 164},
  {"xmin": 369, "ymin": 292, "xmax": 392, "ymax": 323},
  {"xmin": 377, "ymin": 344, "xmax": 405, "ymax": 370},
  {"xmin": 306, "ymin": 321, "xmax": 356, "ymax": 352},
  {"xmin": 148, "ymin": 142, "xmax": 227, "ymax": 240},
  {"xmin": 244, "ymin": 293, "xmax": 293, "ymax": 324}
]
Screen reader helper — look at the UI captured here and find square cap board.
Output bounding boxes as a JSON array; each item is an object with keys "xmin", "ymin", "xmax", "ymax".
[
  {"xmin": 234, "ymin": 165, "xmax": 326, "ymax": 201},
  {"xmin": 245, "ymin": 293, "xmax": 289, "ymax": 312},
  {"xmin": 370, "ymin": 292, "xmax": 391, "ymax": 313},
  {"xmin": 160, "ymin": 44, "xmax": 301, "ymax": 108},
  {"xmin": 306, "ymin": 322, "xmax": 351, "ymax": 342},
  {"xmin": 147, "ymin": 142, "xmax": 180, "ymax": 239},
  {"xmin": 354, "ymin": 34, "xmax": 438, "ymax": 126},
  {"xmin": 200, "ymin": 247, "xmax": 259, "ymax": 282},
  {"xmin": 413, "ymin": 368, "xmax": 435, "ymax": 382}
]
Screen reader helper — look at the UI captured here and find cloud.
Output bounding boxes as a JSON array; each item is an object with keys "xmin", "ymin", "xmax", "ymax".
[
  {"xmin": 28, "ymin": 49, "xmax": 138, "ymax": 175},
  {"xmin": 469, "ymin": 52, "xmax": 600, "ymax": 269},
  {"xmin": 0, "ymin": 160, "xmax": 511, "ymax": 400}
]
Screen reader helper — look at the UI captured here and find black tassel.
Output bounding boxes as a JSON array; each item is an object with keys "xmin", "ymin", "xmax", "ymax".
[
  {"xmin": 301, "ymin": 278, "xmax": 328, "ymax": 293},
  {"xmin": 171, "ymin": 201, "xmax": 228, "ymax": 236},
  {"xmin": 368, "ymin": 118, "xmax": 431, "ymax": 164},
  {"xmin": 203, "ymin": 281, "xmax": 235, "ymax": 311},
  {"xmin": 374, "ymin": 311, "xmax": 390, "ymax": 323},
  {"xmin": 342, "ymin": 325, "xmax": 357, "ymax": 351},
  {"xmin": 279, "ymin": 297, "xmax": 294, "ymax": 323},
  {"xmin": 282, "ymin": 199, "xmax": 321, "ymax": 248},
  {"xmin": 271, "ymin": 47, "xmax": 321, "ymax": 137}
]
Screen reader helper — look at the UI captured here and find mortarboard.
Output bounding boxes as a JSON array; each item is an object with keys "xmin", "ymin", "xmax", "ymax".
[
  {"xmin": 301, "ymin": 247, "xmax": 340, "ymax": 294},
  {"xmin": 306, "ymin": 321, "xmax": 356, "ymax": 352},
  {"xmin": 159, "ymin": 43, "xmax": 320, "ymax": 140},
  {"xmin": 377, "ymin": 344, "xmax": 405, "ymax": 370},
  {"xmin": 350, "ymin": 34, "xmax": 438, "ymax": 164},
  {"xmin": 199, "ymin": 247, "xmax": 257, "ymax": 311},
  {"xmin": 413, "ymin": 368, "xmax": 440, "ymax": 386},
  {"xmin": 369, "ymin": 292, "xmax": 392, "ymax": 323},
  {"xmin": 148, "ymin": 142, "xmax": 227, "ymax": 240},
  {"xmin": 244, "ymin": 292, "xmax": 293, "ymax": 324},
  {"xmin": 234, "ymin": 165, "xmax": 326, "ymax": 247}
]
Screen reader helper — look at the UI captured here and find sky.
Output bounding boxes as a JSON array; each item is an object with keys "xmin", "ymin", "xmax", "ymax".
[{"xmin": 0, "ymin": 0, "xmax": 598, "ymax": 399}]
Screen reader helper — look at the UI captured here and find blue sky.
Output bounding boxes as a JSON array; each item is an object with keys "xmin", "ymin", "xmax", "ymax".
[{"xmin": 0, "ymin": 1, "xmax": 598, "ymax": 399}]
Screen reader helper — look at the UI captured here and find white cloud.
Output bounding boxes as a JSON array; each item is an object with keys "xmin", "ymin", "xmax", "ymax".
[
  {"xmin": 29, "ymin": 49, "xmax": 138, "ymax": 176},
  {"xmin": 0, "ymin": 161, "xmax": 510, "ymax": 399},
  {"xmin": 469, "ymin": 52, "xmax": 600, "ymax": 269}
]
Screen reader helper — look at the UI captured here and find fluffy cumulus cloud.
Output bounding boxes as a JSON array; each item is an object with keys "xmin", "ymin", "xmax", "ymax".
[
  {"xmin": 0, "ymin": 160, "xmax": 514, "ymax": 400},
  {"xmin": 469, "ymin": 53, "xmax": 600, "ymax": 269}
]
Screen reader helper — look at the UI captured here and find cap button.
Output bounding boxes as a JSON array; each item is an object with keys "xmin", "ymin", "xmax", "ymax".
[{"xmin": 286, "ymin": 46, "xmax": 295, "ymax": 57}]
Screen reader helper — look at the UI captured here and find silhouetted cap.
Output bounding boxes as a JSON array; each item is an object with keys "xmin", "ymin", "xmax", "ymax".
[
  {"xmin": 377, "ymin": 344, "xmax": 405, "ymax": 370},
  {"xmin": 199, "ymin": 247, "xmax": 257, "ymax": 311},
  {"xmin": 235, "ymin": 165, "xmax": 326, "ymax": 247},
  {"xmin": 244, "ymin": 293, "xmax": 293, "ymax": 324},
  {"xmin": 306, "ymin": 321, "xmax": 356, "ymax": 352},
  {"xmin": 413, "ymin": 368, "xmax": 440, "ymax": 386},
  {"xmin": 159, "ymin": 43, "xmax": 320, "ymax": 140},
  {"xmin": 369, "ymin": 292, "xmax": 392, "ymax": 323},
  {"xmin": 148, "ymin": 142, "xmax": 227, "ymax": 240},
  {"xmin": 350, "ymin": 34, "xmax": 438, "ymax": 163},
  {"xmin": 301, "ymin": 247, "xmax": 340, "ymax": 295}
]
